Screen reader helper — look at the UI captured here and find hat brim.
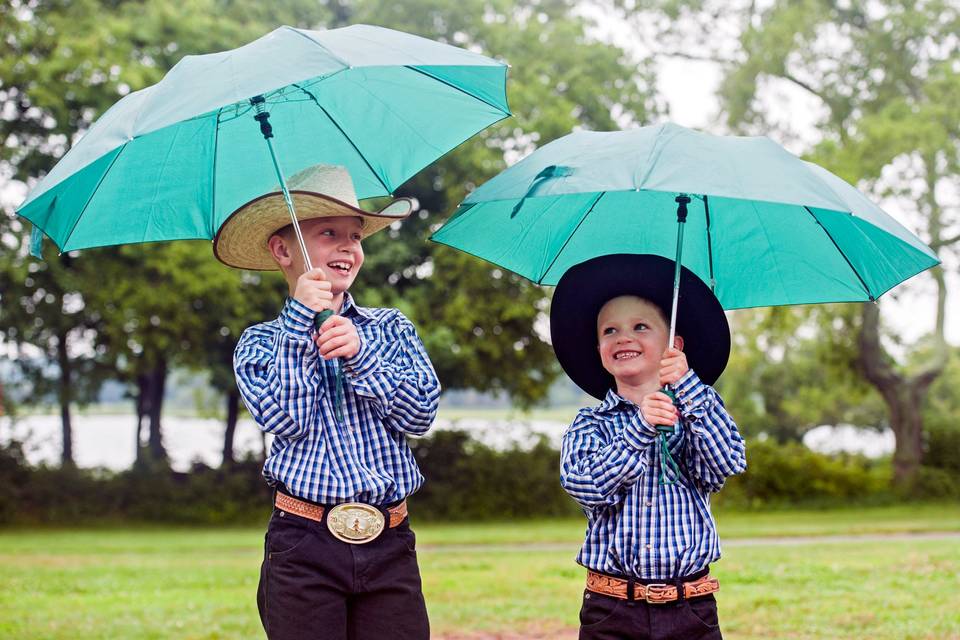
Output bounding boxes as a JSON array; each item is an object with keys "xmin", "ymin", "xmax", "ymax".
[
  {"xmin": 550, "ymin": 254, "xmax": 730, "ymax": 399},
  {"xmin": 213, "ymin": 191, "xmax": 413, "ymax": 271}
]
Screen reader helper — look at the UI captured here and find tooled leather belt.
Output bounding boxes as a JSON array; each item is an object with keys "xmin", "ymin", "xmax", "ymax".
[{"xmin": 586, "ymin": 571, "xmax": 720, "ymax": 604}]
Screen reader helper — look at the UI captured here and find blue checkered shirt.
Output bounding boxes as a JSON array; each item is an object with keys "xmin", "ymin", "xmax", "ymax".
[
  {"xmin": 234, "ymin": 294, "xmax": 441, "ymax": 505},
  {"xmin": 560, "ymin": 370, "xmax": 746, "ymax": 580}
]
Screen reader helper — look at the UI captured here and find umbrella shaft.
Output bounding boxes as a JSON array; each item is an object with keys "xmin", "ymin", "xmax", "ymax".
[
  {"xmin": 668, "ymin": 220, "xmax": 686, "ymax": 346},
  {"xmin": 262, "ymin": 134, "xmax": 314, "ymax": 272}
]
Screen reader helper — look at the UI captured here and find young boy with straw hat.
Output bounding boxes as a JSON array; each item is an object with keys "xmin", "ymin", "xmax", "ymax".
[
  {"xmin": 217, "ymin": 164, "xmax": 440, "ymax": 640},
  {"xmin": 553, "ymin": 253, "xmax": 747, "ymax": 640}
]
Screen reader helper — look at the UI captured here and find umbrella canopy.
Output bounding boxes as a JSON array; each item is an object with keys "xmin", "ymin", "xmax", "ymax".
[
  {"xmin": 17, "ymin": 24, "xmax": 510, "ymax": 253},
  {"xmin": 431, "ymin": 123, "xmax": 938, "ymax": 309}
]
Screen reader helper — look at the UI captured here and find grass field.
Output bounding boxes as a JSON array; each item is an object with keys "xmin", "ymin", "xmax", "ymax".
[{"xmin": 1, "ymin": 505, "xmax": 958, "ymax": 639}]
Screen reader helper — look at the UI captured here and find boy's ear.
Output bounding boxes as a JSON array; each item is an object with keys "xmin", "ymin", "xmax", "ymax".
[
  {"xmin": 673, "ymin": 335, "xmax": 684, "ymax": 351},
  {"xmin": 267, "ymin": 233, "xmax": 293, "ymax": 268}
]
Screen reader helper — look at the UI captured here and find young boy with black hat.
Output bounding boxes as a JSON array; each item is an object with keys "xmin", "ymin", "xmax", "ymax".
[
  {"xmin": 553, "ymin": 253, "xmax": 747, "ymax": 640},
  {"xmin": 218, "ymin": 164, "xmax": 440, "ymax": 640}
]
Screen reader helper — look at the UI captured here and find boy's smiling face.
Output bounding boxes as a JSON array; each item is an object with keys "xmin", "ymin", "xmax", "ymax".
[
  {"xmin": 272, "ymin": 216, "xmax": 365, "ymax": 296},
  {"xmin": 597, "ymin": 295, "xmax": 679, "ymax": 388}
]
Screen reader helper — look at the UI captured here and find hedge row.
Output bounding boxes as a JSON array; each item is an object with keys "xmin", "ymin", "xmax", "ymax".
[{"xmin": 1, "ymin": 427, "xmax": 957, "ymax": 525}]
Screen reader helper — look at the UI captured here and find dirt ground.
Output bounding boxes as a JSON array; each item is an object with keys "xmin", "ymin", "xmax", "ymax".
[{"xmin": 436, "ymin": 626, "xmax": 578, "ymax": 640}]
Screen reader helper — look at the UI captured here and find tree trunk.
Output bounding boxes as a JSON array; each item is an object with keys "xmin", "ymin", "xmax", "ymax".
[
  {"xmin": 146, "ymin": 358, "xmax": 168, "ymax": 463},
  {"xmin": 133, "ymin": 360, "xmax": 168, "ymax": 466},
  {"xmin": 858, "ymin": 302, "xmax": 944, "ymax": 487},
  {"xmin": 134, "ymin": 373, "xmax": 148, "ymax": 464},
  {"xmin": 56, "ymin": 327, "xmax": 74, "ymax": 468},
  {"xmin": 222, "ymin": 389, "xmax": 239, "ymax": 467}
]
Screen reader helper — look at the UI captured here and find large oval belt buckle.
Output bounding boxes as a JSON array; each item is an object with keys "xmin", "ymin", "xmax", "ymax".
[{"xmin": 326, "ymin": 503, "xmax": 385, "ymax": 544}]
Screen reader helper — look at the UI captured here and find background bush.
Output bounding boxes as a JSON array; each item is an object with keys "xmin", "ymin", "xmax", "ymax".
[{"xmin": 1, "ymin": 429, "xmax": 958, "ymax": 526}]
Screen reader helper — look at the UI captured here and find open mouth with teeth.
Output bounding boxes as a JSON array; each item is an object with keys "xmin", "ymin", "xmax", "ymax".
[
  {"xmin": 327, "ymin": 261, "xmax": 353, "ymax": 275},
  {"xmin": 613, "ymin": 350, "xmax": 642, "ymax": 361}
]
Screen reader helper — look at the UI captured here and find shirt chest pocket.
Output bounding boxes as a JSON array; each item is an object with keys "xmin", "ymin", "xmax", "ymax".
[{"xmin": 358, "ymin": 325, "xmax": 399, "ymax": 362}]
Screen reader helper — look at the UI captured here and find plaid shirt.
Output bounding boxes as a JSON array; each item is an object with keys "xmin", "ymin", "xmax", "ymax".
[
  {"xmin": 234, "ymin": 294, "xmax": 440, "ymax": 505},
  {"xmin": 560, "ymin": 370, "xmax": 746, "ymax": 580}
]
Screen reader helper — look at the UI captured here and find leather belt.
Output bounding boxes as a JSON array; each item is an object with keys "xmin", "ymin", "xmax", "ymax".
[
  {"xmin": 586, "ymin": 571, "xmax": 719, "ymax": 604},
  {"xmin": 274, "ymin": 492, "xmax": 408, "ymax": 544}
]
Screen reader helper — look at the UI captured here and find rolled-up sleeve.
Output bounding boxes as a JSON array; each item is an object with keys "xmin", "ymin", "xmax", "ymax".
[
  {"xmin": 560, "ymin": 409, "xmax": 658, "ymax": 510},
  {"xmin": 233, "ymin": 298, "xmax": 322, "ymax": 439},
  {"xmin": 343, "ymin": 313, "xmax": 440, "ymax": 436},
  {"xmin": 675, "ymin": 370, "xmax": 747, "ymax": 492}
]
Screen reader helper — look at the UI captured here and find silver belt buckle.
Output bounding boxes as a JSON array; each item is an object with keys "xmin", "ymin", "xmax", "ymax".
[{"xmin": 326, "ymin": 503, "xmax": 385, "ymax": 544}]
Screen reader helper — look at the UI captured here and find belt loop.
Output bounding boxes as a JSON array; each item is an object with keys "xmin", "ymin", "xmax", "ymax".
[
  {"xmin": 675, "ymin": 577, "xmax": 686, "ymax": 603},
  {"xmin": 626, "ymin": 576, "xmax": 636, "ymax": 607}
]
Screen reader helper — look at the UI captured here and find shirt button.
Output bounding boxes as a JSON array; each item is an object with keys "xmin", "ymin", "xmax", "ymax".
[
  {"xmin": 645, "ymin": 500, "xmax": 653, "ymax": 507},
  {"xmin": 645, "ymin": 544, "xmax": 652, "ymax": 550}
]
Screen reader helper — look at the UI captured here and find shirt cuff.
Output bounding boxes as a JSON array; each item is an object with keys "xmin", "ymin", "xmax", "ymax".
[
  {"xmin": 279, "ymin": 297, "xmax": 316, "ymax": 338},
  {"xmin": 622, "ymin": 408, "xmax": 658, "ymax": 450},
  {"xmin": 343, "ymin": 336, "xmax": 379, "ymax": 380},
  {"xmin": 674, "ymin": 369, "xmax": 712, "ymax": 418}
]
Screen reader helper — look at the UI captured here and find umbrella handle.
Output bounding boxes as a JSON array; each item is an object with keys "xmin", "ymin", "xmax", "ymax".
[{"xmin": 314, "ymin": 309, "xmax": 345, "ymax": 423}]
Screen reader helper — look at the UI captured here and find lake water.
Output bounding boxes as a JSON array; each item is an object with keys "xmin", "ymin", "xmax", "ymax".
[
  {"xmin": 0, "ymin": 412, "xmax": 894, "ymax": 472},
  {"xmin": 0, "ymin": 412, "xmax": 572, "ymax": 471}
]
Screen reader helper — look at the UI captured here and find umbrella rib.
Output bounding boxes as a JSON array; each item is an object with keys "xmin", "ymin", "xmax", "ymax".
[
  {"xmin": 803, "ymin": 206, "xmax": 875, "ymax": 302},
  {"xmin": 293, "ymin": 83, "xmax": 392, "ymax": 194},
  {"xmin": 537, "ymin": 192, "xmax": 605, "ymax": 284},
  {"xmin": 283, "ymin": 26, "xmax": 354, "ymax": 69},
  {"xmin": 61, "ymin": 143, "xmax": 129, "ymax": 251},
  {"xmin": 703, "ymin": 195, "xmax": 716, "ymax": 292},
  {"xmin": 405, "ymin": 66, "xmax": 510, "ymax": 115},
  {"xmin": 210, "ymin": 109, "xmax": 222, "ymax": 237}
]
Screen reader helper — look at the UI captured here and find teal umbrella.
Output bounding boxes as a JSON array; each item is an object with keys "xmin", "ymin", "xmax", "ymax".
[
  {"xmin": 431, "ymin": 123, "xmax": 939, "ymax": 483},
  {"xmin": 16, "ymin": 24, "xmax": 510, "ymax": 424},
  {"xmin": 431, "ymin": 123, "xmax": 938, "ymax": 312},
  {"xmin": 16, "ymin": 24, "xmax": 510, "ymax": 257}
]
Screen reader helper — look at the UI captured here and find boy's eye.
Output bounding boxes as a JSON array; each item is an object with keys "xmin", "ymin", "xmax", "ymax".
[
  {"xmin": 352, "ymin": 233, "xmax": 362, "ymax": 241},
  {"xmin": 602, "ymin": 327, "xmax": 616, "ymax": 336},
  {"xmin": 634, "ymin": 323, "xmax": 648, "ymax": 331},
  {"xmin": 321, "ymin": 229, "xmax": 334, "ymax": 236}
]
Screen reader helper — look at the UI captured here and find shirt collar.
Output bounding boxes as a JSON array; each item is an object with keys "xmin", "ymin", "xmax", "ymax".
[
  {"xmin": 339, "ymin": 291, "xmax": 374, "ymax": 322},
  {"xmin": 595, "ymin": 388, "xmax": 632, "ymax": 414}
]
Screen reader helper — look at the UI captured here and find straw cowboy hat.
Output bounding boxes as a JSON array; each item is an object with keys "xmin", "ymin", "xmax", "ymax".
[
  {"xmin": 214, "ymin": 164, "xmax": 414, "ymax": 270},
  {"xmin": 550, "ymin": 254, "xmax": 730, "ymax": 400}
]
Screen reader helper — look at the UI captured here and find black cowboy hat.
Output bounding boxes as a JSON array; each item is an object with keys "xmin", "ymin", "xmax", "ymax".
[{"xmin": 550, "ymin": 254, "xmax": 730, "ymax": 400}]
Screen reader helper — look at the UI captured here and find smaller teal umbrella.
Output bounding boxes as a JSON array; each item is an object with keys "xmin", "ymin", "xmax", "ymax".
[
  {"xmin": 432, "ymin": 123, "xmax": 938, "ymax": 309},
  {"xmin": 431, "ymin": 123, "xmax": 940, "ymax": 482}
]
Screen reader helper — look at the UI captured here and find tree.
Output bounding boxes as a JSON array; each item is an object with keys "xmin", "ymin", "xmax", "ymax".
[
  {"xmin": 616, "ymin": 0, "xmax": 958, "ymax": 485},
  {"xmin": 716, "ymin": 0, "xmax": 958, "ymax": 486},
  {"xmin": 0, "ymin": 231, "xmax": 110, "ymax": 466},
  {"xmin": 1, "ymin": 0, "xmax": 327, "ymax": 466}
]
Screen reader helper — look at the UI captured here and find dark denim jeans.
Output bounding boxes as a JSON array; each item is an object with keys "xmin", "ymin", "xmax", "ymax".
[{"xmin": 257, "ymin": 500, "xmax": 429, "ymax": 640}]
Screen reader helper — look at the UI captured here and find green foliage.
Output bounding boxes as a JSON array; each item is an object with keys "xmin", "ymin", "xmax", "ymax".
[
  {"xmin": 409, "ymin": 429, "xmax": 580, "ymax": 521},
  {"xmin": 717, "ymin": 305, "xmax": 885, "ymax": 441},
  {"xmin": 718, "ymin": 437, "xmax": 892, "ymax": 508},
  {"xmin": 6, "ymin": 426, "xmax": 960, "ymax": 525}
]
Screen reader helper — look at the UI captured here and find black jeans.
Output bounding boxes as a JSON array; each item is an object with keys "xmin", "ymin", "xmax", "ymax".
[
  {"xmin": 256, "ymin": 500, "xmax": 429, "ymax": 640},
  {"xmin": 578, "ymin": 568, "xmax": 722, "ymax": 640}
]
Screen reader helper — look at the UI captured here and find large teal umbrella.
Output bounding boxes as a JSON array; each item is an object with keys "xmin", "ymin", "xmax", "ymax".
[
  {"xmin": 431, "ymin": 123, "xmax": 938, "ymax": 311},
  {"xmin": 16, "ymin": 24, "xmax": 510, "ymax": 258}
]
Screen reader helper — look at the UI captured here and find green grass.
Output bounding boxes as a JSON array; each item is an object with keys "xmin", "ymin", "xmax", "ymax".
[
  {"xmin": 415, "ymin": 502, "xmax": 960, "ymax": 545},
  {"xmin": 1, "ymin": 505, "xmax": 959, "ymax": 639}
]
